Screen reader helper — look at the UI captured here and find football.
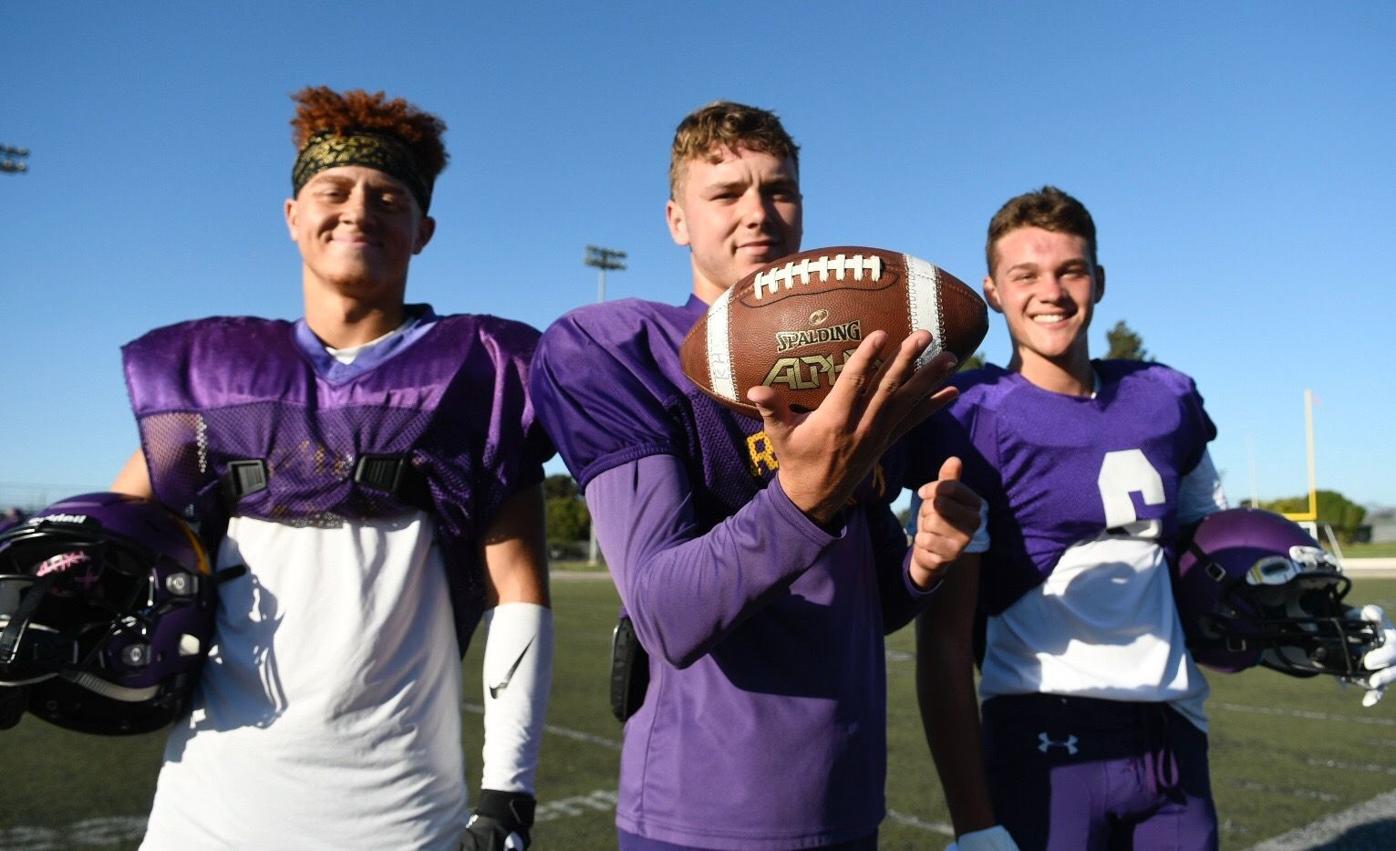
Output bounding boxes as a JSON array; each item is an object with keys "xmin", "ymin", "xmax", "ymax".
[{"xmin": 680, "ymin": 246, "xmax": 988, "ymax": 417}]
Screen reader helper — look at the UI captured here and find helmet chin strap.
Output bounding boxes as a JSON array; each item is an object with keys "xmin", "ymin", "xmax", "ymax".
[
  {"xmin": 0, "ymin": 573, "xmax": 60, "ymax": 669},
  {"xmin": 62, "ymin": 670, "xmax": 160, "ymax": 703}
]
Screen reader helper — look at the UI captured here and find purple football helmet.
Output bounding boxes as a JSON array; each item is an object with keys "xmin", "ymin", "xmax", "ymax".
[
  {"xmin": 1174, "ymin": 508, "xmax": 1378, "ymax": 676},
  {"xmin": 0, "ymin": 492, "xmax": 216, "ymax": 734}
]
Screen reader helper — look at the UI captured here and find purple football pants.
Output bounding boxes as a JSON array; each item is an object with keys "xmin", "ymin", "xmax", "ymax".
[
  {"xmin": 982, "ymin": 694, "xmax": 1218, "ymax": 851},
  {"xmin": 618, "ymin": 828, "xmax": 877, "ymax": 850}
]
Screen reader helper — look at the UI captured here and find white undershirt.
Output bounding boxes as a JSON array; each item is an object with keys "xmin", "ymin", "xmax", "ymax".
[
  {"xmin": 978, "ymin": 451, "xmax": 1227, "ymax": 731},
  {"xmin": 324, "ymin": 323, "xmax": 406, "ymax": 364},
  {"xmin": 141, "ymin": 329, "xmax": 468, "ymax": 850}
]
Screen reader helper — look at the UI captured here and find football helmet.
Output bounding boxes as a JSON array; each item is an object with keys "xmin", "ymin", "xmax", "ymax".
[
  {"xmin": 1174, "ymin": 507, "xmax": 1379, "ymax": 676},
  {"xmin": 0, "ymin": 492, "xmax": 216, "ymax": 734}
]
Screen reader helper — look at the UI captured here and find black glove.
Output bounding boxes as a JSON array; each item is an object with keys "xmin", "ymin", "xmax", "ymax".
[{"xmin": 460, "ymin": 789, "xmax": 535, "ymax": 851}]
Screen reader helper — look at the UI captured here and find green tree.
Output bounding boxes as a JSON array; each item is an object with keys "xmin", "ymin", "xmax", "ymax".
[
  {"xmin": 959, "ymin": 350, "xmax": 986, "ymax": 371},
  {"xmin": 546, "ymin": 495, "xmax": 590, "ymax": 544},
  {"xmin": 1259, "ymin": 490, "xmax": 1368, "ymax": 543},
  {"xmin": 543, "ymin": 473, "xmax": 578, "ymax": 500},
  {"xmin": 1105, "ymin": 320, "xmax": 1150, "ymax": 361},
  {"xmin": 543, "ymin": 473, "xmax": 589, "ymax": 547}
]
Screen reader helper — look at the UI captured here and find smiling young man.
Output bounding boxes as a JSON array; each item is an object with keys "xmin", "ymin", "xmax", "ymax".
[
  {"xmin": 112, "ymin": 87, "xmax": 553, "ymax": 851},
  {"xmin": 907, "ymin": 186, "xmax": 1227, "ymax": 851},
  {"xmin": 529, "ymin": 101, "xmax": 982, "ymax": 850},
  {"xmin": 916, "ymin": 189, "xmax": 1396, "ymax": 851}
]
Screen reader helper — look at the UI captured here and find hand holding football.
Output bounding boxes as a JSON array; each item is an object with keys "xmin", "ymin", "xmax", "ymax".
[{"xmin": 681, "ymin": 246, "xmax": 987, "ymax": 416}]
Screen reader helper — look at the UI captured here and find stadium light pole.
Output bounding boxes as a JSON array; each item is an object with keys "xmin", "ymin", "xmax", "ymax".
[
  {"xmin": 582, "ymin": 245, "xmax": 627, "ymax": 565},
  {"xmin": 585, "ymin": 244, "xmax": 627, "ymax": 303},
  {"xmin": 0, "ymin": 145, "xmax": 30, "ymax": 174}
]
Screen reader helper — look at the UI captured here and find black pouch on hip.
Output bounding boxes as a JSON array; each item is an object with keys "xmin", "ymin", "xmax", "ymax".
[{"xmin": 609, "ymin": 612, "xmax": 649, "ymax": 722}]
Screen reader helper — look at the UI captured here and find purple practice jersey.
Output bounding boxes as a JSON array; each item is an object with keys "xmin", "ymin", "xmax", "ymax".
[
  {"xmin": 909, "ymin": 361, "xmax": 1216, "ymax": 616},
  {"xmin": 530, "ymin": 296, "xmax": 923, "ymax": 849},
  {"xmin": 122, "ymin": 305, "xmax": 551, "ymax": 648}
]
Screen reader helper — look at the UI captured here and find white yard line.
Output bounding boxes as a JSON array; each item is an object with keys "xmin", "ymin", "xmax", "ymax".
[
  {"xmin": 1246, "ymin": 788, "xmax": 1396, "ymax": 850},
  {"xmin": 0, "ymin": 817, "xmax": 148, "ymax": 851},
  {"xmin": 1304, "ymin": 757, "xmax": 1396, "ymax": 776},
  {"xmin": 1212, "ymin": 701, "xmax": 1396, "ymax": 727},
  {"xmin": 1221, "ymin": 698, "xmax": 1396, "ymax": 850},
  {"xmin": 535, "ymin": 789, "xmax": 620, "ymax": 823},
  {"xmin": 884, "ymin": 810, "xmax": 954, "ymax": 836}
]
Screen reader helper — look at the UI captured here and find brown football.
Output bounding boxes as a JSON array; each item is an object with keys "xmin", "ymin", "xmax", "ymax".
[{"xmin": 680, "ymin": 246, "xmax": 987, "ymax": 417}]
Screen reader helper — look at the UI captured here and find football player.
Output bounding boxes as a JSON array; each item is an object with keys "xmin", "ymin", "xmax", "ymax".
[
  {"xmin": 529, "ymin": 101, "xmax": 983, "ymax": 849},
  {"xmin": 112, "ymin": 87, "xmax": 553, "ymax": 851},
  {"xmin": 909, "ymin": 186, "xmax": 1395, "ymax": 851}
]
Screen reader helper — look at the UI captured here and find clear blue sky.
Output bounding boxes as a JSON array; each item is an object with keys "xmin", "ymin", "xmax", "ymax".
[{"xmin": 3, "ymin": 2, "xmax": 1393, "ymax": 509}]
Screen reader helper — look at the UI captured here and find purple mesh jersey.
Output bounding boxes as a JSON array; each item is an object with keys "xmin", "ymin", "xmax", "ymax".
[
  {"xmin": 122, "ymin": 305, "xmax": 552, "ymax": 648},
  {"xmin": 530, "ymin": 296, "xmax": 921, "ymax": 849},
  {"xmin": 910, "ymin": 361, "xmax": 1216, "ymax": 615}
]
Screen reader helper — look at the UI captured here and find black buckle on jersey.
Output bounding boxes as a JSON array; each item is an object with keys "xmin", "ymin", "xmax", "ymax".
[
  {"xmin": 353, "ymin": 455, "xmax": 432, "ymax": 512},
  {"xmin": 222, "ymin": 460, "xmax": 268, "ymax": 504}
]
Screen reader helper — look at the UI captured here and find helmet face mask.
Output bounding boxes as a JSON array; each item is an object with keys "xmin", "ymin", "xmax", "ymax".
[
  {"xmin": 1245, "ymin": 545, "xmax": 1330, "ymax": 586},
  {"xmin": 1175, "ymin": 508, "xmax": 1379, "ymax": 677},
  {"xmin": 2, "ymin": 539, "xmax": 146, "ymax": 678},
  {"xmin": 0, "ymin": 493, "xmax": 216, "ymax": 735}
]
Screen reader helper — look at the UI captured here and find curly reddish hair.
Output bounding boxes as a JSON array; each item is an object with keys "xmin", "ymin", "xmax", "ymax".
[{"xmin": 290, "ymin": 86, "xmax": 448, "ymax": 181}]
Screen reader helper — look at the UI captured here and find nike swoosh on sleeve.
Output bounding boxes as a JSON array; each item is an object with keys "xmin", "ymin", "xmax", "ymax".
[{"xmin": 487, "ymin": 637, "xmax": 535, "ymax": 699}]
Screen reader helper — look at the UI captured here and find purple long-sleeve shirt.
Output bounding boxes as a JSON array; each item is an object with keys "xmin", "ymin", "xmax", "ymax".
[{"xmin": 531, "ymin": 296, "xmax": 929, "ymax": 849}]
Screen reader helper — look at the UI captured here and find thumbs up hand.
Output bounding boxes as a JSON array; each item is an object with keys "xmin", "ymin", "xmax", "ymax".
[{"xmin": 909, "ymin": 456, "xmax": 983, "ymax": 590}]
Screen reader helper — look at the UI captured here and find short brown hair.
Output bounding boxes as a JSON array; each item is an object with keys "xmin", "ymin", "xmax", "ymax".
[
  {"xmin": 668, "ymin": 101, "xmax": 800, "ymax": 199},
  {"xmin": 986, "ymin": 186, "xmax": 1097, "ymax": 275},
  {"xmin": 290, "ymin": 86, "xmax": 448, "ymax": 185}
]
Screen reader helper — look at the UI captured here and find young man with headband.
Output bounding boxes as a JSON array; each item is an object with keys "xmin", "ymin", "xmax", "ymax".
[
  {"xmin": 114, "ymin": 86, "xmax": 553, "ymax": 850},
  {"xmin": 530, "ymin": 100, "xmax": 982, "ymax": 850}
]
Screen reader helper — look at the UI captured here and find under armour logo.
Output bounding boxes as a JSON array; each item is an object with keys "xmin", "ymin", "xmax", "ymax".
[{"xmin": 1038, "ymin": 732, "xmax": 1079, "ymax": 755}]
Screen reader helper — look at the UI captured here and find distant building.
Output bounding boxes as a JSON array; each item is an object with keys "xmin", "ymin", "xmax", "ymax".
[{"xmin": 1362, "ymin": 508, "xmax": 1396, "ymax": 544}]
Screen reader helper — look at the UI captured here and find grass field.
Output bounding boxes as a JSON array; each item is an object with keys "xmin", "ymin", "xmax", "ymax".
[
  {"xmin": 3, "ymin": 577, "xmax": 1395, "ymax": 850},
  {"xmin": 1344, "ymin": 542, "xmax": 1396, "ymax": 558}
]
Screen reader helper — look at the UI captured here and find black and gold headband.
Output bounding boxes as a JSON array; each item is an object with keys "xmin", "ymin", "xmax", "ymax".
[{"xmin": 291, "ymin": 131, "xmax": 433, "ymax": 212}]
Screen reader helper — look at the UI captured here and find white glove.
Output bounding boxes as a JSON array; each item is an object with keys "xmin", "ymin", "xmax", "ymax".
[
  {"xmin": 1352, "ymin": 604, "xmax": 1396, "ymax": 708},
  {"xmin": 948, "ymin": 825, "xmax": 1020, "ymax": 851}
]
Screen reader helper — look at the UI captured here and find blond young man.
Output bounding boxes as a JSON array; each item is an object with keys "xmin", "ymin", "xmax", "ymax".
[{"xmin": 530, "ymin": 101, "xmax": 980, "ymax": 850}]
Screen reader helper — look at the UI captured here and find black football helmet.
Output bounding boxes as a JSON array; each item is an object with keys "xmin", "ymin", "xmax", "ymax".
[
  {"xmin": 1174, "ymin": 507, "xmax": 1379, "ymax": 677},
  {"xmin": 0, "ymin": 492, "xmax": 217, "ymax": 734}
]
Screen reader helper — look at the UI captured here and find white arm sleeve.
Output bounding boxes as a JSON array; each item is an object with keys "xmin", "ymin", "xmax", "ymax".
[
  {"xmin": 1177, "ymin": 448, "xmax": 1228, "ymax": 525},
  {"xmin": 480, "ymin": 602, "xmax": 554, "ymax": 795}
]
